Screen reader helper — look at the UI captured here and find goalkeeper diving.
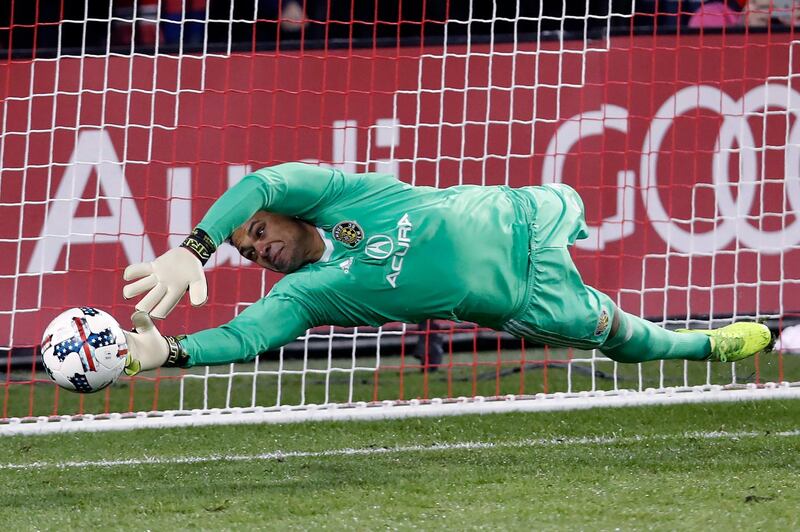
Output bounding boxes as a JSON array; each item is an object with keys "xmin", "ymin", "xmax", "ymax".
[{"xmin": 121, "ymin": 163, "xmax": 772, "ymax": 373}]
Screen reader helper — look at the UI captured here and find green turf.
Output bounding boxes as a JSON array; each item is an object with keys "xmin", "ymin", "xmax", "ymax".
[
  {"xmin": 4, "ymin": 349, "xmax": 796, "ymax": 419},
  {"xmin": 1, "ymin": 399, "xmax": 799, "ymax": 530}
]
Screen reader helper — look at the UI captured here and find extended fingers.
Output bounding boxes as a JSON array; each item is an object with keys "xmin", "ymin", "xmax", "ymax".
[
  {"xmin": 122, "ymin": 274, "xmax": 157, "ymax": 300},
  {"xmin": 188, "ymin": 278, "xmax": 208, "ymax": 307},
  {"xmin": 151, "ymin": 288, "xmax": 182, "ymax": 319},
  {"xmin": 134, "ymin": 284, "xmax": 167, "ymax": 315},
  {"xmin": 130, "ymin": 310, "xmax": 155, "ymax": 333},
  {"xmin": 123, "ymin": 262, "xmax": 153, "ymax": 282}
]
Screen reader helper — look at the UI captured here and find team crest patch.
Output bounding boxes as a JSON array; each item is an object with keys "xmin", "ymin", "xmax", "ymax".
[
  {"xmin": 594, "ymin": 308, "xmax": 610, "ymax": 336},
  {"xmin": 332, "ymin": 221, "xmax": 364, "ymax": 248}
]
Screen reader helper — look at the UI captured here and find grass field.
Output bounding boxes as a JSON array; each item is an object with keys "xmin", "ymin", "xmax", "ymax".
[
  {"xmin": 3, "ymin": 348, "xmax": 795, "ymax": 420},
  {"xmin": 1, "ymin": 398, "xmax": 799, "ymax": 530}
]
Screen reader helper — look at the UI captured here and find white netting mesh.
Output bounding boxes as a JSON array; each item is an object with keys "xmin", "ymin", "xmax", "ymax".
[{"xmin": 0, "ymin": 2, "xmax": 798, "ymax": 431}]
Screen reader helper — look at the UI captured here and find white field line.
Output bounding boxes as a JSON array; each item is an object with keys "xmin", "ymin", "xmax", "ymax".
[{"xmin": 2, "ymin": 429, "xmax": 799, "ymax": 472}]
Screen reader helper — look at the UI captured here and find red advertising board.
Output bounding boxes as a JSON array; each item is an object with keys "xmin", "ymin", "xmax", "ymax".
[{"xmin": 1, "ymin": 33, "xmax": 799, "ymax": 348}]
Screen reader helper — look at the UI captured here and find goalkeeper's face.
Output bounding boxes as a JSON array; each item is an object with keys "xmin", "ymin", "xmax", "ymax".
[{"xmin": 230, "ymin": 211, "xmax": 323, "ymax": 273}]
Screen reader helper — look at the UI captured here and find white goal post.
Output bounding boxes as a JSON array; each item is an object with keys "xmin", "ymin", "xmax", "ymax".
[{"xmin": 1, "ymin": 2, "xmax": 799, "ymax": 435}]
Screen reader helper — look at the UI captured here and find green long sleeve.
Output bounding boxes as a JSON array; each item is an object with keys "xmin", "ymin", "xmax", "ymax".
[
  {"xmin": 196, "ymin": 162, "xmax": 340, "ymax": 247},
  {"xmin": 182, "ymin": 294, "xmax": 313, "ymax": 367}
]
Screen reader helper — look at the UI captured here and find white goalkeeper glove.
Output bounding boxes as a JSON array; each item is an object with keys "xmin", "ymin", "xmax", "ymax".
[
  {"xmin": 122, "ymin": 229, "xmax": 215, "ymax": 319},
  {"xmin": 123, "ymin": 311, "xmax": 189, "ymax": 376}
]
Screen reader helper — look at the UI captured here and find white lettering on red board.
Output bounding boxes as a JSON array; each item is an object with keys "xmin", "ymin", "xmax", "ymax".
[{"xmin": 26, "ymin": 130, "xmax": 154, "ymax": 274}]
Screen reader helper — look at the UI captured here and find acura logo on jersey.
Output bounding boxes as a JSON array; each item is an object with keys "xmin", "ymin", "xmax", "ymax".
[
  {"xmin": 365, "ymin": 235, "xmax": 394, "ymax": 260},
  {"xmin": 386, "ymin": 213, "xmax": 412, "ymax": 288}
]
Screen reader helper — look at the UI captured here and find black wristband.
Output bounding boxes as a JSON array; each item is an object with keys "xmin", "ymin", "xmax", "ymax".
[
  {"xmin": 180, "ymin": 227, "xmax": 217, "ymax": 265},
  {"xmin": 163, "ymin": 335, "xmax": 190, "ymax": 368}
]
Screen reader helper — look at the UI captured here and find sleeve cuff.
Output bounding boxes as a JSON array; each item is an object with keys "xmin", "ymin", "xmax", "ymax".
[
  {"xmin": 180, "ymin": 227, "xmax": 217, "ymax": 265},
  {"xmin": 163, "ymin": 335, "xmax": 191, "ymax": 368}
]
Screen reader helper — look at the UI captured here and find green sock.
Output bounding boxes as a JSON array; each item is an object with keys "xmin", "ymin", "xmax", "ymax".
[{"xmin": 600, "ymin": 310, "xmax": 711, "ymax": 363}]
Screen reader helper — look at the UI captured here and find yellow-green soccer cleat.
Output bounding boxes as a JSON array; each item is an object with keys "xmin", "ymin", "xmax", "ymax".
[{"xmin": 677, "ymin": 322, "xmax": 773, "ymax": 363}]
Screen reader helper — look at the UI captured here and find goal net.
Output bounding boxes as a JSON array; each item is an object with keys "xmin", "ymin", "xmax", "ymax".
[{"xmin": 1, "ymin": 1, "xmax": 799, "ymax": 434}]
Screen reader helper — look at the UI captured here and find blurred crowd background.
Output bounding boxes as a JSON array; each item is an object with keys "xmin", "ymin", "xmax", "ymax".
[{"xmin": 0, "ymin": 0, "xmax": 797, "ymax": 56}]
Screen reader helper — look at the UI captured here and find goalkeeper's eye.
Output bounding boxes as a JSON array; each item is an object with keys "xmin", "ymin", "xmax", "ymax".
[
  {"xmin": 237, "ymin": 245, "xmax": 255, "ymax": 261},
  {"xmin": 250, "ymin": 221, "xmax": 265, "ymax": 241}
]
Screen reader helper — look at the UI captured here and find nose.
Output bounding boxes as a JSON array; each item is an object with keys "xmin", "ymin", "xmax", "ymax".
[{"xmin": 254, "ymin": 240, "xmax": 268, "ymax": 258}]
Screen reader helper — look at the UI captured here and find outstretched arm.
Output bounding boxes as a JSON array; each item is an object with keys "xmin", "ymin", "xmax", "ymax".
[
  {"xmin": 124, "ymin": 294, "xmax": 314, "ymax": 372},
  {"xmin": 122, "ymin": 162, "xmax": 339, "ymax": 318},
  {"xmin": 195, "ymin": 162, "xmax": 339, "ymax": 249},
  {"xmin": 180, "ymin": 295, "xmax": 314, "ymax": 367}
]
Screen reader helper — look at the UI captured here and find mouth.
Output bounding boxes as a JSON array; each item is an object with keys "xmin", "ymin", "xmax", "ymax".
[{"xmin": 267, "ymin": 243, "xmax": 285, "ymax": 268}]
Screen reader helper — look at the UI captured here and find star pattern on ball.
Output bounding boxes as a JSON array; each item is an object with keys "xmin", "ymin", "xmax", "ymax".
[
  {"xmin": 53, "ymin": 336, "xmax": 84, "ymax": 362},
  {"xmin": 87, "ymin": 328, "xmax": 116, "ymax": 349},
  {"xmin": 67, "ymin": 373, "xmax": 93, "ymax": 393},
  {"xmin": 80, "ymin": 307, "xmax": 100, "ymax": 316}
]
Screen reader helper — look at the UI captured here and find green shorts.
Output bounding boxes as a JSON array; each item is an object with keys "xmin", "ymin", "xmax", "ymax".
[{"xmin": 503, "ymin": 184, "xmax": 615, "ymax": 350}]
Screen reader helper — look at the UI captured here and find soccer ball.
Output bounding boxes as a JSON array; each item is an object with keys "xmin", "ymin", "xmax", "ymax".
[{"xmin": 40, "ymin": 307, "xmax": 128, "ymax": 393}]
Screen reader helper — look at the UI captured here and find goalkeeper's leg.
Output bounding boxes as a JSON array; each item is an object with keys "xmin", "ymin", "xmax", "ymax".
[
  {"xmin": 600, "ymin": 308, "xmax": 772, "ymax": 364},
  {"xmin": 507, "ymin": 183, "xmax": 771, "ymax": 364}
]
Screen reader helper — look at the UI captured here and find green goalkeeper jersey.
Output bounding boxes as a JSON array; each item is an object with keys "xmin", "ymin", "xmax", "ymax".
[{"xmin": 183, "ymin": 162, "xmax": 531, "ymax": 366}]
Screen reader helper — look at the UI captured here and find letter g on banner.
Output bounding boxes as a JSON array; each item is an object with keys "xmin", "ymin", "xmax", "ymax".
[
  {"xmin": 640, "ymin": 83, "xmax": 800, "ymax": 255},
  {"xmin": 542, "ymin": 104, "xmax": 636, "ymax": 250}
]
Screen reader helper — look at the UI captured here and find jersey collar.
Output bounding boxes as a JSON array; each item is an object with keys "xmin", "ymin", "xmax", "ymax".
[{"xmin": 316, "ymin": 227, "xmax": 334, "ymax": 263}]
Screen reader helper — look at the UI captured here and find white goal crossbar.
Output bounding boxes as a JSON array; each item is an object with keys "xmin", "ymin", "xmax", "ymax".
[{"xmin": 3, "ymin": 383, "xmax": 799, "ymax": 436}]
